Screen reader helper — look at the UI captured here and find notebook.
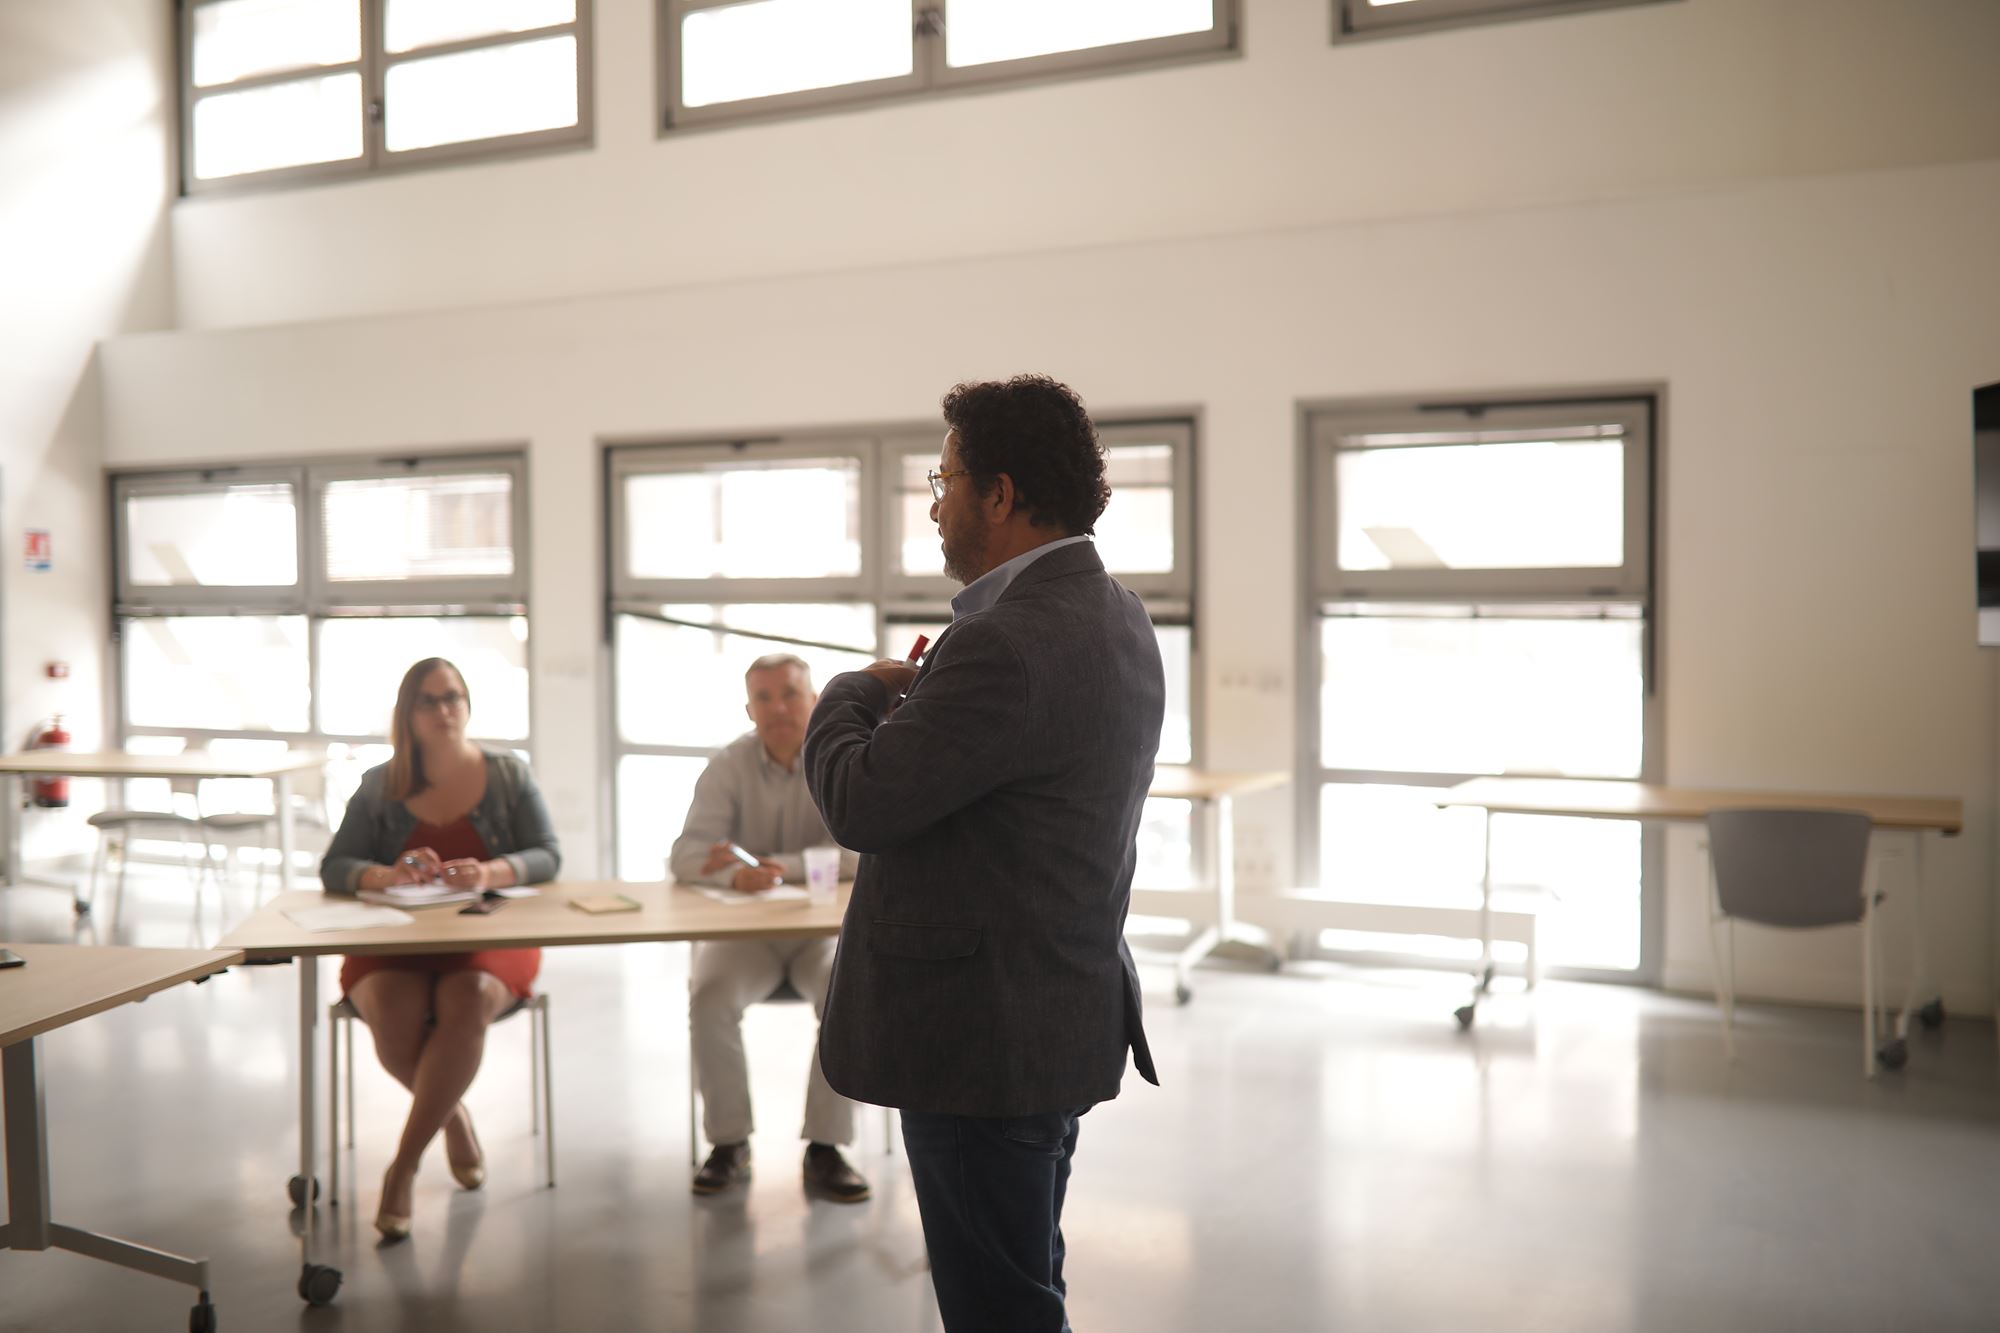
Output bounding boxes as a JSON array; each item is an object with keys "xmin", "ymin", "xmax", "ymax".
[
  {"xmin": 570, "ymin": 893, "xmax": 642, "ymax": 915},
  {"xmin": 359, "ymin": 885, "xmax": 478, "ymax": 908}
]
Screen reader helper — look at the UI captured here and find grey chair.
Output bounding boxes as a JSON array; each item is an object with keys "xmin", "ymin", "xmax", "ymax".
[
  {"xmin": 1704, "ymin": 808, "xmax": 1886, "ymax": 1077},
  {"xmin": 196, "ymin": 762, "xmax": 334, "ymax": 901},
  {"xmin": 327, "ymin": 991, "xmax": 554, "ymax": 1208},
  {"xmin": 686, "ymin": 978, "xmax": 895, "ymax": 1166},
  {"xmin": 80, "ymin": 776, "xmax": 226, "ymax": 925}
]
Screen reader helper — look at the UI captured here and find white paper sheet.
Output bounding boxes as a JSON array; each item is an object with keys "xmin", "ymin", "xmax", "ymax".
[
  {"xmin": 283, "ymin": 902, "xmax": 416, "ymax": 932},
  {"xmin": 694, "ymin": 885, "xmax": 810, "ymax": 906}
]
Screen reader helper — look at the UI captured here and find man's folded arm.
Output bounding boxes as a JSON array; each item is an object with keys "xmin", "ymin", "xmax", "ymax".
[{"xmin": 805, "ymin": 619, "xmax": 1027, "ymax": 853}]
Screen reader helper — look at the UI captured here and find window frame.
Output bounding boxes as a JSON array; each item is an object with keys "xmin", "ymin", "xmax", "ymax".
[
  {"xmin": 658, "ymin": 0, "xmax": 1239, "ymax": 133},
  {"xmin": 1333, "ymin": 0, "xmax": 1672, "ymax": 42},
  {"xmin": 604, "ymin": 418, "xmax": 1200, "ymax": 878},
  {"xmin": 1311, "ymin": 401, "xmax": 1650, "ymax": 605},
  {"xmin": 111, "ymin": 448, "xmax": 534, "ymax": 756},
  {"xmin": 179, "ymin": 0, "xmax": 595, "ymax": 197},
  {"xmin": 1296, "ymin": 393, "xmax": 1663, "ymax": 985},
  {"xmin": 114, "ymin": 466, "xmax": 310, "ymax": 613},
  {"xmin": 308, "ymin": 454, "xmax": 531, "ymax": 614}
]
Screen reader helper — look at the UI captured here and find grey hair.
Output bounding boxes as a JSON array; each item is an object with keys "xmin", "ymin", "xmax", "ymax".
[{"xmin": 745, "ymin": 653, "xmax": 812, "ymax": 687}]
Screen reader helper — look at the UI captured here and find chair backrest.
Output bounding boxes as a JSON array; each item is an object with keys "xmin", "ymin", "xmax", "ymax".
[{"xmin": 1705, "ymin": 808, "xmax": 1872, "ymax": 928}]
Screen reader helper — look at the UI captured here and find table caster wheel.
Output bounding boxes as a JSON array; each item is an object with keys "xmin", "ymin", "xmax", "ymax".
[
  {"xmin": 1454, "ymin": 1005, "xmax": 1476, "ymax": 1031},
  {"xmin": 1918, "ymin": 998, "xmax": 1944, "ymax": 1030},
  {"xmin": 189, "ymin": 1292, "xmax": 216, "ymax": 1332},
  {"xmin": 1876, "ymin": 1038, "xmax": 1908, "ymax": 1071},
  {"xmin": 1263, "ymin": 954, "xmax": 1283, "ymax": 974},
  {"xmin": 1174, "ymin": 982, "xmax": 1193, "ymax": 1006},
  {"xmin": 287, "ymin": 1174, "xmax": 320, "ymax": 1207},
  {"xmin": 72, "ymin": 898, "xmax": 90, "ymax": 916},
  {"xmin": 298, "ymin": 1262, "xmax": 342, "ymax": 1307}
]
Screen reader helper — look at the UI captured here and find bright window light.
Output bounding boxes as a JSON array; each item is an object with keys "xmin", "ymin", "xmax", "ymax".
[
  {"xmin": 945, "ymin": 0, "xmax": 1214, "ymax": 68},
  {"xmin": 384, "ymin": 35, "xmax": 579, "ymax": 151},
  {"xmin": 123, "ymin": 617, "xmax": 312, "ymax": 732},
  {"xmin": 1318, "ymin": 784, "xmax": 1641, "ymax": 971},
  {"xmin": 192, "ymin": 71, "xmax": 363, "ymax": 178},
  {"xmin": 192, "ymin": 0, "xmax": 359, "ymax": 87},
  {"xmin": 385, "ymin": 0, "xmax": 574, "ymax": 54},
  {"xmin": 616, "ymin": 606, "xmax": 876, "ymax": 748},
  {"xmin": 321, "ymin": 473, "xmax": 515, "ymax": 582},
  {"xmin": 626, "ymin": 461, "xmax": 863, "ymax": 580},
  {"xmin": 1095, "ymin": 444, "xmax": 1176, "ymax": 575},
  {"xmin": 1337, "ymin": 436, "xmax": 1625, "ymax": 572},
  {"xmin": 126, "ymin": 486, "xmax": 298, "ymax": 587},
  {"xmin": 1320, "ymin": 611, "xmax": 1644, "ymax": 777},
  {"xmin": 617, "ymin": 753, "xmax": 710, "ymax": 880},
  {"xmin": 317, "ymin": 617, "xmax": 531, "ymax": 739},
  {"xmin": 680, "ymin": 0, "xmax": 912, "ymax": 108}
]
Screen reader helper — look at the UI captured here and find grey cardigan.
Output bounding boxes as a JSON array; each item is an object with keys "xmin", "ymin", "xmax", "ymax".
[{"xmin": 320, "ymin": 748, "xmax": 561, "ymax": 894}]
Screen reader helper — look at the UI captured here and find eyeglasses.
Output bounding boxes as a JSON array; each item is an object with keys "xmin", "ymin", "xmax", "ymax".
[
  {"xmin": 415, "ymin": 690, "xmax": 467, "ymax": 712},
  {"xmin": 926, "ymin": 468, "xmax": 973, "ymax": 501}
]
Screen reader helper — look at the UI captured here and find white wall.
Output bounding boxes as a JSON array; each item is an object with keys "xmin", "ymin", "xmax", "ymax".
[
  {"xmin": 1, "ymin": 0, "xmax": 176, "ymax": 861},
  {"xmin": 77, "ymin": 0, "xmax": 2000, "ymax": 1009},
  {"xmin": 102, "ymin": 155, "xmax": 2000, "ymax": 1011},
  {"xmin": 168, "ymin": 0, "xmax": 2000, "ymax": 331}
]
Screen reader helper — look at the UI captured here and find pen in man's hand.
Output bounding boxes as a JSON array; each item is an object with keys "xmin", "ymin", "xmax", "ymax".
[{"xmin": 905, "ymin": 634, "xmax": 929, "ymax": 665}]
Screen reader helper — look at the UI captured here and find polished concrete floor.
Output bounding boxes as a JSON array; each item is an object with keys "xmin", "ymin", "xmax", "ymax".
[{"xmin": 3, "ymin": 866, "xmax": 1999, "ymax": 1332}]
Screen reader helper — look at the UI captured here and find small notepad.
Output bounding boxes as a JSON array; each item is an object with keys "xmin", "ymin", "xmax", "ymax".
[{"xmin": 570, "ymin": 893, "xmax": 642, "ymax": 915}]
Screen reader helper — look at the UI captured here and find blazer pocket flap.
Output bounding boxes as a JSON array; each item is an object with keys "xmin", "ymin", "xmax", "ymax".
[{"xmin": 870, "ymin": 920, "xmax": 981, "ymax": 960}]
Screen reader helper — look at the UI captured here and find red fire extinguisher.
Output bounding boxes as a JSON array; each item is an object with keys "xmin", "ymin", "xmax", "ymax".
[{"xmin": 29, "ymin": 716, "xmax": 70, "ymax": 808}]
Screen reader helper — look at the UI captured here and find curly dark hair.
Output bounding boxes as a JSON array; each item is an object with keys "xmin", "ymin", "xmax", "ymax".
[{"xmin": 940, "ymin": 374, "xmax": 1108, "ymax": 535}]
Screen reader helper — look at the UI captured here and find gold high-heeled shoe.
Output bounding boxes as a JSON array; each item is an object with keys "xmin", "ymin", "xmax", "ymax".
[
  {"xmin": 448, "ymin": 1109, "xmax": 486, "ymax": 1191},
  {"xmin": 376, "ymin": 1166, "xmax": 415, "ymax": 1241}
]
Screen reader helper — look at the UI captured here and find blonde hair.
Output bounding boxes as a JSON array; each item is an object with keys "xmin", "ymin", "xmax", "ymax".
[{"xmin": 385, "ymin": 657, "xmax": 469, "ymax": 801}]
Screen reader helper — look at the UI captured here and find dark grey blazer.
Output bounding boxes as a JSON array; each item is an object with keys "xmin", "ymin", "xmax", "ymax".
[
  {"xmin": 320, "ymin": 748, "xmax": 560, "ymax": 894},
  {"xmin": 804, "ymin": 541, "xmax": 1164, "ymax": 1118}
]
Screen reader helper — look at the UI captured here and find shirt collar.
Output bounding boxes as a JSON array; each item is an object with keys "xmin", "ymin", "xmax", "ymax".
[
  {"xmin": 950, "ymin": 535, "xmax": 1091, "ymax": 620},
  {"xmin": 754, "ymin": 740, "xmax": 800, "ymax": 774}
]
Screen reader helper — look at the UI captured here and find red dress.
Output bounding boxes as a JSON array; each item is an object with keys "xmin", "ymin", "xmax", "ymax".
[{"xmin": 339, "ymin": 816, "xmax": 541, "ymax": 1000}]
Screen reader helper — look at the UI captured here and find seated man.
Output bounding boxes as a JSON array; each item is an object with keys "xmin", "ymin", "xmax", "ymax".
[{"xmin": 670, "ymin": 653, "xmax": 867, "ymax": 1202}]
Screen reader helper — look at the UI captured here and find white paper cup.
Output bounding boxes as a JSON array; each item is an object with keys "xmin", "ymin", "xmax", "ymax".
[{"xmin": 804, "ymin": 845, "xmax": 841, "ymax": 905}]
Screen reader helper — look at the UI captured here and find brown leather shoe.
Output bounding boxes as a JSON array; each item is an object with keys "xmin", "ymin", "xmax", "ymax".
[
  {"xmin": 802, "ymin": 1144, "xmax": 871, "ymax": 1203},
  {"xmin": 692, "ymin": 1142, "xmax": 752, "ymax": 1195}
]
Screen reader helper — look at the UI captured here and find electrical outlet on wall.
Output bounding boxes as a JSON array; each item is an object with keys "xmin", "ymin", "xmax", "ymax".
[{"xmin": 1233, "ymin": 821, "xmax": 1277, "ymax": 891}]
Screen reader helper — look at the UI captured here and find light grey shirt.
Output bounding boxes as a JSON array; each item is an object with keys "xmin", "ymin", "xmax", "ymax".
[
  {"xmin": 949, "ymin": 534, "xmax": 1092, "ymax": 620},
  {"xmin": 669, "ymin": 730, "xmax": 859, "ymax": 887}
]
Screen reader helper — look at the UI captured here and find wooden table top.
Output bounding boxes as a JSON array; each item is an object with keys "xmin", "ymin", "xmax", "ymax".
[
  {"xmin": 217, "ymin": 881, "xmax": 851, "ymax": 959},
  {"xmin": 0, "ymin": 943, "xmax": 242, "ymax": 1047},
  {"xmin": 1439, "ymin": 777, "xmax": 1963, "ymax": 835},
  {"xmin": 1150, "ymin": 768, "xmax": 1289, "ymax": 801},
  {"xmin": 0, "ymin": 750, "xmax": 328, "ymax": 780}
]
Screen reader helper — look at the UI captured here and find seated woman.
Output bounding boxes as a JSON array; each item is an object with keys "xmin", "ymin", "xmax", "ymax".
[{"xmin": 320, "ymin": 656, "xmax": 560, "ymax": 1241}]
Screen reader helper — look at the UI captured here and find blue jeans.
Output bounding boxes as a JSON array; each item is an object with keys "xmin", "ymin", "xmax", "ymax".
[{"xmin": 900, "ymin": 1106, "xmax": 1089, "ymax": 1333}]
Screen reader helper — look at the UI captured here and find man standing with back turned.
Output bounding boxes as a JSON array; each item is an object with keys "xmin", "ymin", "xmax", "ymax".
[{"xmin": 804, "ymin": 374, "xmax": 1163, "ymax": 1332}]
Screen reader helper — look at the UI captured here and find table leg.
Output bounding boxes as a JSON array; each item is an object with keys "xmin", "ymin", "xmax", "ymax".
[
  {"xmin": 291, "ymin": 955, "xmax": 342, "ymax": 1305},
  {"xmin": 4, "ymin": 1039, "xmax": 53, "ymax": 1250},
  {"xmin": 1457, "ymin": 811, "xmax": 1496, "ymax": 1031},
  {"xmin": 276, "ymin": 773, "xmax": 297, "ymax": 896},
  {"xmin": 5, "ymin": 775, "xmax": 21, "ymax": 890},
  {"xmin": 1171, "ymin": 797, "xmax": 1222, "ymax": 1005},
  {"xmin": 4, "ymin": 1038, "xmax": 215, "ymax": 1317}
]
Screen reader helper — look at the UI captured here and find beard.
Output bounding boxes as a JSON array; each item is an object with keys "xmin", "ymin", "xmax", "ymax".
[{"xmin": 940, "ymin": 519, "xmax": 989, "ymax": 585}]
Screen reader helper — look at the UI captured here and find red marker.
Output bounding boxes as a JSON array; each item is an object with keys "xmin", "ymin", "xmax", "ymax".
[{"xmin": 905, "ymin": 634, "xmax": 930, "ymax": 665}]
